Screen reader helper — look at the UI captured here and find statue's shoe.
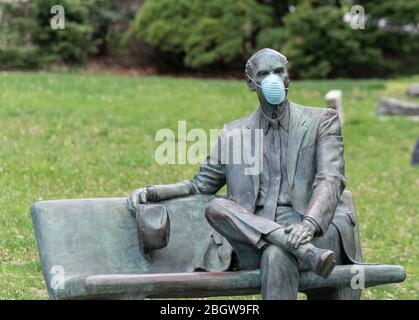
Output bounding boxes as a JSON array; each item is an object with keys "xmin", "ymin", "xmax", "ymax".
[{"xmin": 307, "ymin": 248, "xmax": 336, "ymax": 279}]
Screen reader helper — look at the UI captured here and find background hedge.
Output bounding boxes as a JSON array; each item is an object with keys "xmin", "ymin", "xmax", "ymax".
[{"xmin": 0, "ymin": 0, "xmax": 418, "ymax": 78}]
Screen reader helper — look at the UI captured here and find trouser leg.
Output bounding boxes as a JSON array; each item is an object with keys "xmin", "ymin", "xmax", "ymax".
[
  {"xmin": 204, "ymin": 198, "xmax": 263, "ymax": 270},
  {"xmin": 204, "ymin": 198, "xmax": 343, "ymax": 299},
  {"xmin": 260, "ymin": 245, "xmax": 299, "ymax": 300},
  {"xmin": 205, "ymin": 199, "xmax": 300, "ymax": 299},
  {"xmin": 205, "ymin": 198, "xmax": 280, "ymax": 245}
]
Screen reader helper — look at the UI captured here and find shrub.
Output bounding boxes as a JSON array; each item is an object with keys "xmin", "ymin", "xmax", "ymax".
[
  {"xmin": 31, "ymin": 0, "xmax": 93, "ymax": 65},
  {"xmin": 276, "ymin": 5, "xmax": 387, "ymax": 78},
  {"xmin": 0, "ymin": 2, "xmax": 40, "ymax": 69},
  {"xmin": 130, "ymin": 0, "xmax": 273, "ymax": 69},
  {"xmin": 257, "ymin": 1, "xmax": 419, "ymax": 78},
  {"xmin": 0, "ymin": 0, "xmax": 128, "ymax": 68},
  {"xmin": 132, "ymin": 0, "xmax": 419, "ymax": 78},
  {"xmin": 357, "ymin": 0, "xmax": 419, "ymax": 77}
]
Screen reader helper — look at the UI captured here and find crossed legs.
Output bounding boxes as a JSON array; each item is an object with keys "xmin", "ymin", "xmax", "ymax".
[{"xmin": 204, "ymin": 198, "xmax": 342, "ymax": 300}]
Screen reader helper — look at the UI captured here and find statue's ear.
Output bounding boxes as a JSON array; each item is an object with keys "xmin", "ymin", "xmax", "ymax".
[
  {"xmin": 284, "ymin": 76, "xmax": 290, "ymax": 93},
  {"xmin": 246, "ymin": 74, "xmax": 256, "ymax": 92}
]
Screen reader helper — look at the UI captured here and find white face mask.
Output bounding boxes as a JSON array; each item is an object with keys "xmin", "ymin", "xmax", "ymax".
[{"xmin": 248, "ymin": 74, "xmax": 286, "ymax": 105}]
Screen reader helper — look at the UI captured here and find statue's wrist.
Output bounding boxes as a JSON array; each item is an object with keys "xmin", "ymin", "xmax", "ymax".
[
  {"xmin": 302, "ymin": 218, "xmax": 318, "ymax": 235},
  {"xmin": 145, "ymin": 186, "xmax": 158, "ymax": 202}
]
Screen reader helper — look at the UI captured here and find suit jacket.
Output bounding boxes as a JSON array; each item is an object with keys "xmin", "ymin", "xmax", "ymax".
[
  {"xmin": 190, "ymin": 102, "xmax": 346, "ymax": 234},
  {"xmin": 153, "ymin": 102, "xmax": 359, "ymax": 271}
]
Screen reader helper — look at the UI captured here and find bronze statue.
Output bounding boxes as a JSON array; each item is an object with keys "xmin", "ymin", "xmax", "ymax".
[{"xmin": 129, "ymin": 48, "xmax": 359, "ymax": 300}]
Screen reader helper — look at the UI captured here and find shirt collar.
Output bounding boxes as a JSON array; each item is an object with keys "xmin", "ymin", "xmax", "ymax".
[{"xmin": 259, "ymin": 100, "xmax": 290, "ymax": 135}]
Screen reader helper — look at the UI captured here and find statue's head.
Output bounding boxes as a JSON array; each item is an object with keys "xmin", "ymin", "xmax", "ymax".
[{"xmin": 245, "ymin": 48, "xmax": 290, "ymax": 107}]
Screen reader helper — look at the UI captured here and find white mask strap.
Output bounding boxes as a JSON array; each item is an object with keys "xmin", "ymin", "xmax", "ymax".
[{"xmin": 246, "ymin": 74, "xmax": 261, "ymax": 88}]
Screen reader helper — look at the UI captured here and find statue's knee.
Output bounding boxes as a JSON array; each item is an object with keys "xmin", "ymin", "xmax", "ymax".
[
  {"xmin": 204, "ymin": 198, "xmax": 228, "ymax": 222},
  {"xmin": 262, "ymin": 245, "xmax": 289, "ymax": 263}
]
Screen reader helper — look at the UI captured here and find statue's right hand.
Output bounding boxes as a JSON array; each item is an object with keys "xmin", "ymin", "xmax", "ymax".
[{"xmin": 128, "ymin": 188, "xmax": 148, "ymax": 213}]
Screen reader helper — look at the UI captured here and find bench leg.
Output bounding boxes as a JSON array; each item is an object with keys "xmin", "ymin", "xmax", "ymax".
[{"xmin": 305, "ymin": 287, "xmax": 361, "ymax": 300}]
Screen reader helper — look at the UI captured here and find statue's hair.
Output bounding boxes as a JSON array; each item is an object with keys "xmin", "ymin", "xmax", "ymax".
[{"xmin": 245, "ymin": 48, "xmax": 288, "ymax": 78}]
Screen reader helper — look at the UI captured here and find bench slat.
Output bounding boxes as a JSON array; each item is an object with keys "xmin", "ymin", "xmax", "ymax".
[{"xmin": 58, "ymin": 264, "xmax": 405, "ymax": 299}]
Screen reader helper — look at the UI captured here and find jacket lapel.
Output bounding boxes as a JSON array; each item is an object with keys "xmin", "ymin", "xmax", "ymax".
[
  {"xmin": 244, "ymin": 110, "xmax": 261, "ymax": 198},
  {"xmin": 287, "ymin": 103, "xmax": 308, "ymax": 189}
]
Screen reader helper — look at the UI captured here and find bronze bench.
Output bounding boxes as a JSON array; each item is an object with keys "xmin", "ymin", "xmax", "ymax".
[{"xmin": 31, "ymin": 191, "xmax": 405, "ymax": 300}]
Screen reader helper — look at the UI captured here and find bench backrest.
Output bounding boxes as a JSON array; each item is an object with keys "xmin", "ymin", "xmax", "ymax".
[{"xmin": 31, "ymin": 195, "xmax": 216, "ymax": 298}]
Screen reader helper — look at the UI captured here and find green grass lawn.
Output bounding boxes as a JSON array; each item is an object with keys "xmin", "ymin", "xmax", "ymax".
[{"xmin": 0, "ymin": 71, "xmax": 418, "ymax": 300}]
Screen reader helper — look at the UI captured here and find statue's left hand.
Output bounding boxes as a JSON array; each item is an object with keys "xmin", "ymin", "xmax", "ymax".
[
  {"xmin": 284, "ymin": 221, "xmax": 316, "ymax": 249},
  {"xmin": 128, "ymin": 188, "xmax": 149, "ymax": 213}
]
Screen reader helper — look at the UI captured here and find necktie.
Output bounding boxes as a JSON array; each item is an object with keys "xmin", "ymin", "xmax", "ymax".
[
  {"xmin": 269, "ymin": 118, "xmax": 279, "ymax": 129},
  {"xmin": 260, "ymin": 126, "xmax": 281, "ymax": 220}
]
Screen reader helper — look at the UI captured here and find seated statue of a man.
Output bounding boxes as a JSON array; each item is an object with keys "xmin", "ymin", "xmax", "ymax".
[{"xmin": 129, "ymin": 48, "xmax": 358, "ymax": 300}]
